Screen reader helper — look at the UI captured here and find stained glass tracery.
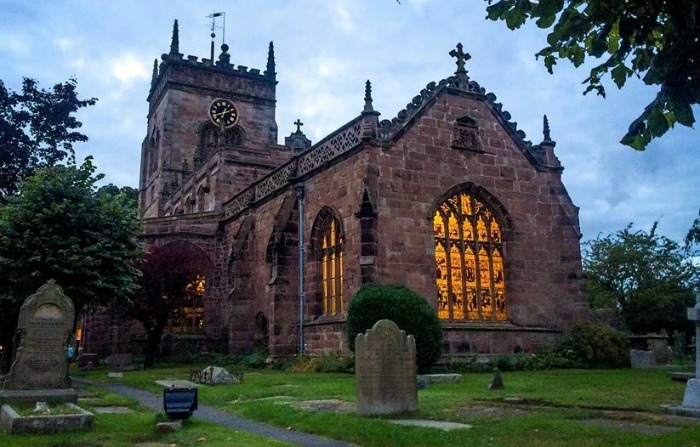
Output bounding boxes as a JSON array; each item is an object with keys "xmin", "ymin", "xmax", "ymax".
[
  {"xmin": 320, "ymin": 215, "xmax": 343, "ymax": 316},
  {"xmin": 433, "ymin": 192, "xmax": 507, "ymax": 321}
]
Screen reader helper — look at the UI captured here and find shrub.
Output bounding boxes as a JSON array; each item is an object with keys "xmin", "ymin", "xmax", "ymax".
[
  {"xmin": 346, "ymin": 284, "xmax": 443, "ymax": 373},
  {"xmin": 242, "ymin": 352, "xmax": 268, "ymax": 369},
  {"xmin": 283, "ymin": 353, "xmax": 355, "ymax": 373},
  {"xmin": 558, "ymin": 322, "xmax": 630, "ymax": 368}
]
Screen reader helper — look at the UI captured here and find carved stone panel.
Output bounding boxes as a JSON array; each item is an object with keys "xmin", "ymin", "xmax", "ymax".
[{"xmin": 451, "ymin": 115, "xmax": 483, "ymax": 152}]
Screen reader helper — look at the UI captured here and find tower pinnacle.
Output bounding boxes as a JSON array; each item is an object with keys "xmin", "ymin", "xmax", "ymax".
[
  {"xmin": 266, "ymin": 41, "xmax": 276, "ymax": 80},
  {"xmin": 170, "ymin": 19, "xmax": 180, "ymax": 55}
]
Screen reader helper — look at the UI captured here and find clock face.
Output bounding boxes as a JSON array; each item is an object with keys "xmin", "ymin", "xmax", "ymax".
[{"xmin": 209, "ymin": 99, "xmax": 239, "ymax": 128}]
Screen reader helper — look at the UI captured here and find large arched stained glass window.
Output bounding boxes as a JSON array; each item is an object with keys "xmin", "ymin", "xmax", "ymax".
[
  {"xmin": 317, "ymin": 212, "xmax": 344, "ymax": 316},
  {"xmin": 433, "ymin": 192, "xmax": 506, "ymax": 321}
]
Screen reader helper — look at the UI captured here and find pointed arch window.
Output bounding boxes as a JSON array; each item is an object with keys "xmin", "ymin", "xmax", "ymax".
[
  {"xmin": 196, "ymin": 124, "xmax": 244, "ymax": 167},
  {"xmin": 313, "ymin": 209, "xmax": 344, "ymax": 316},
  {"xmin": 433, "ymin": 191, "xmax": 506, "ymax": 321},
  {"xmin": 168, "ymin": 274, "xmax": 206, "ymax": 333}
]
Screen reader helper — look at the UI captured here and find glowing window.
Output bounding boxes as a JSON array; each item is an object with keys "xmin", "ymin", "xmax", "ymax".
[
  {"xmin": 433, "ymin": 192, "xmax": 506, "ymax": 321},
  {"xmin": 169, "ymin": 274, "xmax": 206, "ymax": 333},
  {"xmin": 319, "ymin": 216, "xmax": 344, "ymax": 316}
]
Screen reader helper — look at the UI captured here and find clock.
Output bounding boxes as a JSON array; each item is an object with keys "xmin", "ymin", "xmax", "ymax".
[{"xmin": 208, "ymin": 98, "xmax": 239, "ymax": 128}]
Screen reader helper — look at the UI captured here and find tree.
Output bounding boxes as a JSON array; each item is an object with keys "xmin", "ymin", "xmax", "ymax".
[
  {"xmin": 686, "ymin": 210, "xmax": 700, "ymax": 249},
  {"xmin": 97, "ymin": 183, "xmax": 139, "ymax": 209},
  {"xmin": 583, "ymin": 222, "xmax": 697, "ymax": 335},
  {"xmin": 0, "ymin": 158, "xmax": 142, "ymax": 371},
  {"xmin": 124, "ymin": 241, "xmax": 212, "ymax": 368},
  {"xmin": 485, "ymin": 1, "xmax": 699, "ymax": 150},
  {"xmin": 0, "ymin": 77, "xmax": 97, "ymax": 199}
]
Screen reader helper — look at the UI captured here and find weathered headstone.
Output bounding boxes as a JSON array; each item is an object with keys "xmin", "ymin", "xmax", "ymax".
[
  {"xmin": 355, "ymin": 319, "xmax": 417, "ymax": 416},
  {"xmin": 0, "ymin": 281, "xmax": 77, "ymax": 404},
  {"xmin": 647, "ymin": 332, "xmax": 672, "ymax": 365},
  {"xmin": 489, "ymin": 368, "xmax": 504, "ymax": 390},
  {"xmin": 107, "ymin": 353, "xmax": 134, "ymax": 370},
  {"xmin": 629, "ymin": 349, "xmax": 655, "ymax": 369}
]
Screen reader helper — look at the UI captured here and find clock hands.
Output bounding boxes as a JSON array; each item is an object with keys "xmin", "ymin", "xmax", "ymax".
[{"xmin": 209, "ymin": 99, "xmax": 238, "ymax": 127}]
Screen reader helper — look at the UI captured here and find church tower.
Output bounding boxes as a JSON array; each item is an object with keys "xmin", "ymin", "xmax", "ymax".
[{"xmin": 139, "ymin": 19, "xmax": 292, "ymax": 218}]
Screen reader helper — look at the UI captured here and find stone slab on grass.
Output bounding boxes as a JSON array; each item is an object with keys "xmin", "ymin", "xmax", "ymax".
[
  {"xmin": 578, "ymin": 418, "xmax": 680, "ymax": 435},
  {"xmin": 155, "ymin": 379, "xmax": 200, "ymax": 389},
  {"xmin": 91, "ymin": 406, "xmax": 131, "ymax": 414},
  {"xmin": 0, "ymin": 403, "xmax": 94, "ymax": 434},
  {"xmin": 156, "ymin": 420, "xmax": 182, "ymax": 432},
  {"xmin": 389, "ymin": 419, "xmax": 472, "ymax": 431},
  {"xmin": 420, "ymin": 374, "xmax": 462, "ymax": 384},
  {"xmin": 288, "ymin": 399, "xmax": 355, "ymax": 414}
]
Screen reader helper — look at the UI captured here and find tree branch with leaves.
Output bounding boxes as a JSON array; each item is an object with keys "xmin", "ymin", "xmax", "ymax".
[
  {"xmin": 0, "ymin": 77, "xmax": 97, "ymax": 198},
  {"xmin": 486, "ymin": 0, "xmax": 699, "ymax": 150}
]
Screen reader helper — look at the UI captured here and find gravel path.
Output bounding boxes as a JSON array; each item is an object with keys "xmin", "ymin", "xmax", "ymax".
[{"xmin": 82, "ymin": 380, "xmax": 354, "ymax": 447}]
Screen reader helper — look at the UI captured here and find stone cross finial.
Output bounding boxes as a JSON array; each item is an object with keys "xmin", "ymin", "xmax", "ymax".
[
  {"xmin": 449, "ymin": 43, "xmax": 471, "ymax": 75},
  {"xmin": 294, "ymin": 119, "xmax": 303, "ymax": 133}
]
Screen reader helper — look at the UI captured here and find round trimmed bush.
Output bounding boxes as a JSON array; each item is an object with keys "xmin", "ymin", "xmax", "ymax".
[{"xmin": 347, "ymin": 284, "xmax": 443, "ymax": 373}]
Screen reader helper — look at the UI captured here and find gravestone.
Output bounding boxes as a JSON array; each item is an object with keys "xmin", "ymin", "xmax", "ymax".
[
  {"xmin": 107, "ymin": 353, "xmax": 134, "ymax": 370},
  {"xmin": 681, "ymin": 290, "xmax": 700, "ymax": 410},
  {"xmin": 355, "ymin": 319, "xmax": 417, "ymax": 416},
  {"xmin": 489, "ymin": 368, "xmax": 504, "ymax": 390},
  {"xmin": 647, "ymin": 332, "xmax": 672, "ymax": 365},
  {"xmin": 0, "ymin": 281, "xmax": 77, "ymax": 404},
  {"xmin": 663, "ymin": 289, "xmax": 700, "ymax": 417},
  {"xmin": 629, "ymin": 349, "xmax": 655, "ymax": 369}
]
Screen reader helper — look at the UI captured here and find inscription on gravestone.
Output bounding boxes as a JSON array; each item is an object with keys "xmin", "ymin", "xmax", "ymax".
[
  {"xmin": 355, "ymin": 319, "xmax": 417, "ymax": 416},
  {"xmin": 4, "ymin": 281, "xmax": 74, "ymax": 391}
]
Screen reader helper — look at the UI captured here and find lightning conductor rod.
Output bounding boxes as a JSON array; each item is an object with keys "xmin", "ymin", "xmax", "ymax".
[{"xmin": 207, "ymin": 11, "xmax": 225, "ymax": 61}]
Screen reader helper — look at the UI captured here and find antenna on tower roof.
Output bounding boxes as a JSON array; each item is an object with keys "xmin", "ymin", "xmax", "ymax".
[{"xmin": 207, "ymin": 11, "xmax": 225, "ymax": 61}]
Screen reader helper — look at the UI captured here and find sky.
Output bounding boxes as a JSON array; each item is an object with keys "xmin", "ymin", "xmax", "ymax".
[{"xmin": 1, "ymin": 0, "xmax": 698, "ymax": 244}]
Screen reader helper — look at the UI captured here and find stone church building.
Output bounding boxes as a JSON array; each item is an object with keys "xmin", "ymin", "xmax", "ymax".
[{"xmin": 107, "ymin": 20, "xmax": 590, "ymax": 359}]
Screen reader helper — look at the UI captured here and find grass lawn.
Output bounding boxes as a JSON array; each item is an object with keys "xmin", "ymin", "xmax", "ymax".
[{"xmin": 3, "ymin": 366, "xmax": 698, "ymax": 446}]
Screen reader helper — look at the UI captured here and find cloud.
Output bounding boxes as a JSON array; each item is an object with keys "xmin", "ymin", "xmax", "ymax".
[
  {"xmin": 331, "ymin": 2, "xmax": 354, "ymax": 34},
  {"xmin": 110, "ymin": 53, "xmax": 150, "ymax": 86}
]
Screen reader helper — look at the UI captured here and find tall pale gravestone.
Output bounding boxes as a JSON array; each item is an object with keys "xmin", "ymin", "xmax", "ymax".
[
  {"xmin": 681, "ymin": 290, "xmax": 700, "ymax": 410},
  {"xmin": 355, "ymin": 319, "xmax": 417, "ymax": 416},
  {"xmin": 1, "ymin": 281, "xmax": 77, "ymax": 404}
]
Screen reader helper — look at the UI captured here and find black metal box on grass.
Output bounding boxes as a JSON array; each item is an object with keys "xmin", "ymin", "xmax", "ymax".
[{"xmin": 163, "ymin": 388, "xmax": 198, "ymax": 420}]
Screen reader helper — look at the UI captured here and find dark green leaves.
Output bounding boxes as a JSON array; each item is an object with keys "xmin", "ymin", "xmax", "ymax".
[
  {"xmin": 485, "ymin": 0, "xmax": 700, "ymax": 150},
  {"xmin": 0, "ymin": 77, "xmax": 97, "ymax": 198},
  {"xmin": 0, "ymin": 157, "xmax": 142, "ymax": 313}
]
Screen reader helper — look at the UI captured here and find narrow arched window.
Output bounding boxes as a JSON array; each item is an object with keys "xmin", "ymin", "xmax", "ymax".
[
  {"xmin": 313, "ymin": 209, "xmax": 344, "ymax": 316},
  {"xmin": 433, "ymin": 191, "xmax": 506, "ymax": 321}
]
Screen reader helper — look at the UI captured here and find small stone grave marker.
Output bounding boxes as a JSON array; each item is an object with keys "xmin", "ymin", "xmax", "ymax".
[
  {"xmin": 355, "ymin": 319, "xmax": 417, "ymax": 416},
  {"xmin": 489, "ymin": 368, "xmax": 504, "ymax": 390}
]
